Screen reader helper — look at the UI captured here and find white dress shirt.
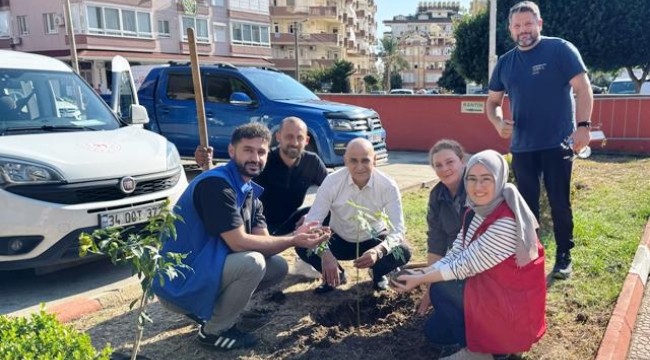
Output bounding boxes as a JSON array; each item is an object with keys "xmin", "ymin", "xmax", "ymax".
[{"xmin": 305, "ymin": 167, "xmax": 406, "ymax": 252}]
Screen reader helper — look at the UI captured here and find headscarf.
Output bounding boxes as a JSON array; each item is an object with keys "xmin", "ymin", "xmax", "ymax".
[{"xmin": 465, "ymin": 150, "xmax": 540, "ymax": 266}]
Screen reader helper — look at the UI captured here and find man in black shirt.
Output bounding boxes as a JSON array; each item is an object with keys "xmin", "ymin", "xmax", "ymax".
[{"xmin": 195, "ymin": 117, "xmax": 328, "ymax": 234}]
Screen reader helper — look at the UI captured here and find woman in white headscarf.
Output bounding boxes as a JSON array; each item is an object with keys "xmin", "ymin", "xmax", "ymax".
[{"xmin": 393, "ymin": 150, "xmax": 546, "ymax": 359}]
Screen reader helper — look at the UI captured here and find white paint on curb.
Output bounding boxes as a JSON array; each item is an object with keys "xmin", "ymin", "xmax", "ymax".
[{"xmin": 630, "ymin": 245, "xmax": 650, "ymax": 287}]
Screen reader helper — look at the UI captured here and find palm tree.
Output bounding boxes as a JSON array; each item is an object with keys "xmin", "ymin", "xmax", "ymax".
[{"xmin": 379, "ymin": 37, "xmax": 410, "ymax": 91}]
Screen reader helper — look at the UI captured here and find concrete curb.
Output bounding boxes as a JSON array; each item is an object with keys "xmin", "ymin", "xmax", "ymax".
[
  {"xmin": 596, "ymin": 220, "xmax": 650, "ymax": 360},
  {"xmin": 50, "ymin": 281, "xmax": 143, "ymax": 323}
]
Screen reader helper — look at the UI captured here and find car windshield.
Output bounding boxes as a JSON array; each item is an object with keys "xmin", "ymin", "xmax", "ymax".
[
  {"xmin": 243, "ymin": 70, "xmax": 319, "ymax": 101},
  {"xmin": 0, "ymin": 69, "xmax": 119, "ymax": 135},
  {"xmin": 609, "ymin": 80, "xmax": 635, "ymax": 94}
]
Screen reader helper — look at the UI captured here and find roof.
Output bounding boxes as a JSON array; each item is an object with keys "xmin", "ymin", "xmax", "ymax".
[{"xmin": 0, "ymin": 50, "xmax": 72, "ymax": 72}]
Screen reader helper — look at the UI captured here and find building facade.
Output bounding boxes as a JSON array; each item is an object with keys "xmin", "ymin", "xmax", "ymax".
[
  {"xmin": 383, "ymin": 1, "xmax": 460, "ymax": 90},
  {"xmin": 0, "ymin": 0, "xmax": 273, "ymax": 92},
  {"xmin": 269, "ymin": 0, "xmax": 377, "ymax": 93}
]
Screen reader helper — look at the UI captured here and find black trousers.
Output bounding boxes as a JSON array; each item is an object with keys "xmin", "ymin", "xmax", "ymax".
[
  {"xmin": 512, "ymin": 147, "xmax": 575, "ymax": 254},
  {"xmin": 295, "ymin": 233, "xmax": 411, "ymax": 281}
]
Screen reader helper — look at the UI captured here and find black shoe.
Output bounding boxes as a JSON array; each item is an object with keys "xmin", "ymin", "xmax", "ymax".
[
  {"xmin": 552, "ymin": 252, "xmax": 572, "ymax": 280},
  {"xmin": 314, "ymin": 271, "xmax": 347, "ymax": 294},
  {"xmin": 197, "ymin": 325, "xmax": 258, "ymax": 351}
]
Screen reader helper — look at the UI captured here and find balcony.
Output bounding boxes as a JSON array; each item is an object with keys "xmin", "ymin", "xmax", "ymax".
[
  {"xmin": 424, "ymin": 54, "xmax": 450, "ymax": 62},
  {"xmin": 72, "ymin": 34, "xmax": 156, "ymax": 51},
  {"xmin": 231, "ymin": 45, "xmax": 272, "ymax": 58},
  {"xmin": 271, "ymin": 32, "xmax": 339, "ymax": 46},
  {"xmin": 270, "ymin": 5, "xmax": 339, "ymax": 19},
  {"xmin": 309, "ymin": 6, "xmax": 338, "ymax": 18}
]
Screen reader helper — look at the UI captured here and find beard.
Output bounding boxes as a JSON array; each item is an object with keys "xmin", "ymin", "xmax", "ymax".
[
  {"xmin": 281, "ymin": 145, "xmax": 301, "ymax": 159},
  {"xmin": 516, "ymin": 32, "xmax": 538, "ymax": 48},
  {"xmin": 235, "ymin": 160, "xmax": 264, "ymax": 178}
]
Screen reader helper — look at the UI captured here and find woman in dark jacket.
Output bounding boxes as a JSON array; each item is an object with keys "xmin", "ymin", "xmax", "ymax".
[{"xmin": 416, "ymin": 139, "xmax": 467, "ymax": 315}]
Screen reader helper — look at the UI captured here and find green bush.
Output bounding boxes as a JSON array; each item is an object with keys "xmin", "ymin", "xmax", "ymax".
[{"xmin": 0, "ymin": 309, "xmax": 112, "ymax": 360}]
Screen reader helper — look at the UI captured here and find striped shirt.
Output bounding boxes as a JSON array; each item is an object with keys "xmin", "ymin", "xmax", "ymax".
[{"xmin": 436, "ymin": 213, "xmax": 518, "ymax": 281}]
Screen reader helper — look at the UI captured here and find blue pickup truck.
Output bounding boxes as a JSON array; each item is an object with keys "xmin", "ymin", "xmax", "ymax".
[{"xmin": 137, "ymin": 63, "xmax": 387, "ymax": 166}]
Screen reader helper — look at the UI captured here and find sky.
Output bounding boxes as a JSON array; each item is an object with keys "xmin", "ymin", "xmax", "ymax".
[{"xmin": 374, "ymin": 0, "xmax": 472, "ymax": 37}]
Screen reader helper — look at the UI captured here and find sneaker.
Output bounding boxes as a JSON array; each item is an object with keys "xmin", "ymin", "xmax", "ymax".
[
  {"xmin": 368, "ymin": 268, "xmax": 393, "ymax": 291},
  {"xmin": 552, "ymin": 252, "xmax": 572, "ymax": 280},
  {"xmin": 439, "ymin": 348, "xmax": 494, "ymax": 360},
  {"xmin": 314, "ymin": 271, "xmax": 347, "ymax": 294},
  {"xmin": 197, "ymin": 325, "xmax": 258, "ymax": 350}
]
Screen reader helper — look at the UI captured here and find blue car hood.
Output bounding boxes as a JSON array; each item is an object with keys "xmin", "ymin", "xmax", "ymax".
[{"xmin": 274, "ymin": 99, "xmax": 377, "ymax": 119}]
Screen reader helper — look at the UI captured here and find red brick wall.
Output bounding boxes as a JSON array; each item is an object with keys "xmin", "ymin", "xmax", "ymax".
[{"xmin": 320, "ymin": 94, "xmax": 650, "ymax": 155}]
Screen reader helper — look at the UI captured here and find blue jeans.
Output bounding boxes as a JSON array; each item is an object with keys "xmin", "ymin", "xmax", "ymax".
[{"xmin": 425, "ymin": 279, "xmax": 466, "ymax": 348}]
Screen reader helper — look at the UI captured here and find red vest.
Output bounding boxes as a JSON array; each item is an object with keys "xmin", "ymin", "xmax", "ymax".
[{"xmin": 463, "ymin": 202, "xmax": 547, "ymax": 354}]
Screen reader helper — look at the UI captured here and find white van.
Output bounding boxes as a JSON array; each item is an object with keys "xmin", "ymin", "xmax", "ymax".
[{"xmin": 0, "ymin": 50, "xmax": 187, "ymax": 271}]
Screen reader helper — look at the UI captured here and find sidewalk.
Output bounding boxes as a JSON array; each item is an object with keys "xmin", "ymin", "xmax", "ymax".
[{"xmin": 627, "ymin": 275, "xmax": 650, "ymax": 359}]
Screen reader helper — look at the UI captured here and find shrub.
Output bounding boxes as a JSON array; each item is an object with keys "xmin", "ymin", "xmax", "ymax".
[{"xmin": 0, "ymin": 309, "xmax": 112, "ymax": 360}]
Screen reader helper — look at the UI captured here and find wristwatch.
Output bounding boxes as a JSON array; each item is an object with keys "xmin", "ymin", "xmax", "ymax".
[{"xmin": 577, "ymin": 121, "xmax": 591, "ymax": 128}]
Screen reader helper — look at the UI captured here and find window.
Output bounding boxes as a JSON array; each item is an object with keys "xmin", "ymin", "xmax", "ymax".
[
  {"xmin": 182, "ymin": 17, "xmax": 209, "ymax": 43},
  {"xmin": 43, "ymin": 13, "xmax": 58, "ymax": 34},
  {"xmin": 165, "ymin": 73, "xmax": 194, "ymax": 101},
  {"xmin": 213, "ymin": 25, "xmax": 226, "ymax": 42},
  {"xmin": 231, "ymin": 22, "xmax": 270, "ymax": 47},
  {"xmin": 0, "ymin": 12, "xmax": 10, "ymax": 37},
  {"xmin": 85, "ymin": 5, "xmax": 153, "ymax": 38},
  {"xmin": 211, "ymin": 0, "xmax": 224, "ymax": 5},
  {"xmin": 158, "ymin": 20, "xmax": 170, "ymax": 37},
  {"xmin": 17, "ymin": 15, "xmax": 28, "ymax": 35}
]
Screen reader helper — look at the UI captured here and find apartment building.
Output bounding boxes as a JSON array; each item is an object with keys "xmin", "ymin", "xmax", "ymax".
[
  {"xmin": 269, "ymin": 0, "xmax": 377, "ymax": 93},
  {"xmin": 383, "ymin": 1, "xmax": 460, "ymax": 90},
  {"xmin": 0, "ymin": 0, "xmax": 273, "ymax": 92}
]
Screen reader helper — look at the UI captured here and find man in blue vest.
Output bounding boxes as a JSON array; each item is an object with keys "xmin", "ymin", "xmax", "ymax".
[{"xmin": 154, "ymin": 123, "xmax": 329, "ymax": 351}]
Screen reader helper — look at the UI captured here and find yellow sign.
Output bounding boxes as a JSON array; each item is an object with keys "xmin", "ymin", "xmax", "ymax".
[
  {"xmin": 461, "ymin": 101, "xmax": 485, "ymax": 114},
  {"xmin": 182, "ymin": 0, "xmax": 197, "ymax": 16}
]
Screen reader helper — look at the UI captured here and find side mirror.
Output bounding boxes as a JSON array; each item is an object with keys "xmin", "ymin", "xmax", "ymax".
[
  {"xmin": 230, "ymin": 92, "xmax": 253, "ymax": 106},
  {"xmin": 129, "ymin": 104, "xmax": 149, "ymax": 125},
  {"xmin": 108, "ymin": 55, "xmax": 140, "ymax": 123}
]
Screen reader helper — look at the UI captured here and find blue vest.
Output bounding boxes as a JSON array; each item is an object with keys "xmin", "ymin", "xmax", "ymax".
[{"xmin": 152, "ymin": 161, "xmax": 263, "ymax": 320}]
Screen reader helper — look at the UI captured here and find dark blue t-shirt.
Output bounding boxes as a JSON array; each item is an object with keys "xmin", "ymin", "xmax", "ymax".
[{"xmin": 488, "ymin": 37, "xmax": 587, "ymax": 152}]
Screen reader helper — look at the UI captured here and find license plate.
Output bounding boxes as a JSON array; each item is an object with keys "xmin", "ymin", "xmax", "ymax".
[
  {"xmin": 368, "ymin": 134, "xmax": 382, "ymax": 143},
  {"xmin": 99, "ymin": 203, "xmax": 165, "ymax": 229}
]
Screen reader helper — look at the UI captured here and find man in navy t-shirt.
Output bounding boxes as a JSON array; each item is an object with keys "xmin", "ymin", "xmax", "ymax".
[{"xmin": 486, "ymin": 1, "xmax": 594, "ymax": 279}]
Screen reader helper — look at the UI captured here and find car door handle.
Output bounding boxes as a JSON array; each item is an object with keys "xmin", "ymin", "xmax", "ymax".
[
  {"xmin": 205, "ymin": 111, "xmax": 214, "ymax": 117},
  {"xmin": 160, "ymin": 108, "xmax": 170, "ymax": 114}
]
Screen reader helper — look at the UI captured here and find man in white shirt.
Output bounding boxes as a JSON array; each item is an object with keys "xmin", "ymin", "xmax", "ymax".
[{"xmin": 295, "ymin": 138, "xmax": 411, "ymax": 293}]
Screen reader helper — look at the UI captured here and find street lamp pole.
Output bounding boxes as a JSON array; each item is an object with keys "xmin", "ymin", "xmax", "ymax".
[
  {"xmin": 294, "ymin": 21, "xmax": 300, "ymax": 81},
  {"xmin": 488, "ymin": 0, "xmax": 497, "ymax": 82},
  {"xmin": 63, "ymin": 0, "xmax": 79, "ymax": 74}
]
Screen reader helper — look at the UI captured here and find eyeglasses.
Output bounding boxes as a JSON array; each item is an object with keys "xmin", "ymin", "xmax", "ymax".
[{"xmin": 465, "ymin": 176, "xmax": 495, "ymax": 187}]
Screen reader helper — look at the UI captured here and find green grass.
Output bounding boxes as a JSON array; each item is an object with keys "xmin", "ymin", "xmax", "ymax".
[{"xmin": 400, "ymin": 154, "xmax": 650, "ymax": 358}]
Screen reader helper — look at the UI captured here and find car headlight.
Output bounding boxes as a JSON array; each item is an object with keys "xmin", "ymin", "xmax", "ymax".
[
  {"xmin": 0, "ymin": 158, "xmax": 65, "ymax": 187},
  {"xmin": 166, "ymin": 141, "xmax": 181, "ymax": 170},
  {"xmin": 328, "ymin": 118, "xmax": 353, "ymax": 131}
]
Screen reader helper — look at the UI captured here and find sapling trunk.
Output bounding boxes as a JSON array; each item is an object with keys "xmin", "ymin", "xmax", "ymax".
[{"xmin": 130, "ymin": 294, "xmax": 148, "ymax": 360}]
